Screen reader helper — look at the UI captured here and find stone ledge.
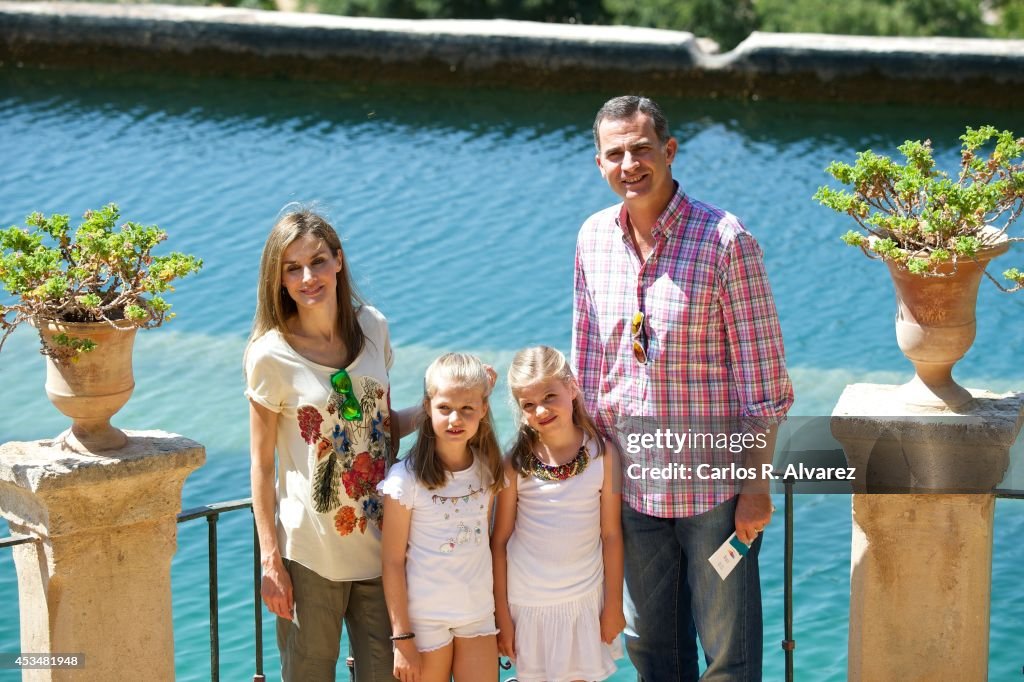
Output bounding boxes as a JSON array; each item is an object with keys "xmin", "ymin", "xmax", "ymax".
[
  {"xmin": 2, "ymin": 2, "xmax": 1024, "ymax": 104},
  {"xmin": 0, "ymin": 430, "xmax": 205, "ymax": 492},
  {"xmin": 0, "ymin": 431, "xmax": 205, "ymax": 537},
  {"xmin": 0, "ymin": 2, "xmax": 701, "ymax": 70},
  {"xmin": 830, "ymin": 384, "xmax": 1024, "ymax": 493},
  {"xmin": 831, "ymin": 384, "xmax": 1024, "ymax": 443}
]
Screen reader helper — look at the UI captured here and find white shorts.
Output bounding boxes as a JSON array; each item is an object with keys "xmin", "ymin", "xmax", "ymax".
[{"xmin": 410, "ymin": 614, "xmax": 499, "ymax": 652}]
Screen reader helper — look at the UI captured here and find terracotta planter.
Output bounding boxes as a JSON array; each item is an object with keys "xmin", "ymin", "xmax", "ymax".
[
  {"xmin": 887, "ymin": 231, "xmax": 1009, "ymax": 410},
  {"xmin": 37, "ymin": 319, "xmax": 137, "ymax": 452}
]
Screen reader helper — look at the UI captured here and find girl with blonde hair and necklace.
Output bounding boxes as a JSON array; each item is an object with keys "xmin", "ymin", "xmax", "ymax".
[{"xmin": 492, "ymin": 345, "xmax": 625, "ymax": 682}]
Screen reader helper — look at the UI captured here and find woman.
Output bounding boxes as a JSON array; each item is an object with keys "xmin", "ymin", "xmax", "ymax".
[{"xmin": 245, "ymin": 208, "xmax": 415, "ymax": 681}]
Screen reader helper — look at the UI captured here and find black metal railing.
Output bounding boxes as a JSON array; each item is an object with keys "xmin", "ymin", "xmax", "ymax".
[
  {"xmin": 17, "ymin": 477, "xmax": 1024, "ymax": 681},
  {"xmin": 175, "ymin": 485, "xmax": 800, "ymax": 682},
  {"xmin": 782, "ymin": 477, "xmax": 796, "ymax": 682},
  {"xmin": 5, "ymin": 473, "xmax": 1023, "ymax": 681},
  {"xmin": 0, "ymin": 534, "xmax": 37, "ymax": 550},
  {"xmin": 177, "ymin": 498, "xmax": 264, "ymax": 682},
  {"xmin": 0, "ymin": 490, "xmax": 796, "ymax": 681}
]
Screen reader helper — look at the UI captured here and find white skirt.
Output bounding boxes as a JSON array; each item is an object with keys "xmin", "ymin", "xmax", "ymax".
[{"xmin": 510, "ymin": 586, "xmax": 622, "ymax": 682}]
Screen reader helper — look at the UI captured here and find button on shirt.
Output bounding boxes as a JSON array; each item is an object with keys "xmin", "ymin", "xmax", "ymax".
[{"xmin": 572, "ymin": 184, "xmax": 794, "ymax": 518}]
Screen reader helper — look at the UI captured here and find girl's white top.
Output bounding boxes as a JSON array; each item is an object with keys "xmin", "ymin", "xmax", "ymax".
[
  {"xmin": 378, "ymin": 456, "xmax": 495, "ymax": 624},
  {"xmin": 244, "ymin": 305, "xmax": 394, "ymax": 582},
  {"xmin": 507, "ymin": 436, "xmax": 605, "ymax": 607}
]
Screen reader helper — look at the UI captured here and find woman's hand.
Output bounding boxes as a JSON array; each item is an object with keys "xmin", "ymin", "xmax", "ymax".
[
  {"xmin": 495, "ymin": 611, "xmax": 516, "ymax": 662},
  {"xmin": 483, "ymin": 364, "xmax": 498, "ymax": 390},
  {"xmin": 260, "ymin": 554, "xmax": 294, "ymax": 620},
  {"xmin": 393, "ymin": 640, "xmax": 421, "ymax": 682},
  {"xmin": 599, "ymin": 603, "xmax": 626, "ymax": 645}
]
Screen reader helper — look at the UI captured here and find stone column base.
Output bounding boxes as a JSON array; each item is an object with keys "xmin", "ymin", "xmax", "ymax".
[
  {"xmin": 849, "ymin": 494, "xmax": 993, "ymax": 682},
  {"xmin": 0, "ymin": 431, "xmax": 205, "ymax": 682},
  {"xmin": 831, "ymin": 384, "xmax": 1024, "ymax": 682}
]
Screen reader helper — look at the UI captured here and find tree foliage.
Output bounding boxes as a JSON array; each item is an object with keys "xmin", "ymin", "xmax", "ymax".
[
  {"xmin": 602, "ymin": 0, "xmax": 756, "ymax": 50},
  {"xmin": 757, "ymin": 0, "xmax": 985, "ymax": 38}
]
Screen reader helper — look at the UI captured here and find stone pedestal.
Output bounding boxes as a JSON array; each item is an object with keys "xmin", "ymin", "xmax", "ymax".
[
  {"xmin": 0, "ymin": 431, "xmax": 205, "ymax": 682},
  {"xmin": 831, "ymin": 384, "xmax": 1024, "ymax": 682}
]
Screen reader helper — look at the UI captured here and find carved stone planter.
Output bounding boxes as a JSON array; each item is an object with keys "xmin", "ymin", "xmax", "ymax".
[
  {"xmin": 37, "ymin": 319, "xmax": 137, "ymax": 452},
  {"xmin": 888, "ymin": 230, "xmax": 1009, "ymax": 410}
]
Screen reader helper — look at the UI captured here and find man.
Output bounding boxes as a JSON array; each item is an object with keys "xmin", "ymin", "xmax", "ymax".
[{"xmin": 572, "ymin": 95, "xmax": 794, "ymax": 681}]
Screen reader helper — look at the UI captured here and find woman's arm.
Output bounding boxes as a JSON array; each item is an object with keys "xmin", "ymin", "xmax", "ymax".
[
  {"xmin": 598, "ymin": 440, "xmax": 625, "ymax": 644},
  {"xmin": 381, "ymin": 494, "xmax": 420, "ymax": 682},
  {"xmin": 249, "ymin": 400, "xmax": 293, "ymax": 620},
  {"xmin": 490, "ymin": 460, "xmax": 518, "ymax": 661},
  {"xmin": 392, "ymin": 404, "xmax": 423, "ymax": 440}
]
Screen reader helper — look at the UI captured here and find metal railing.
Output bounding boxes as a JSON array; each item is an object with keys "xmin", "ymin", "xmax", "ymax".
[
  {"xmin": 0, "ymin": 534, "xmax": 37, "ymax": 550},
  {"xmin": 174, "ymin": 481, "xmax": 1024, "ymax": 682},
  {"xmin": 0, "ymin": 484, "xmax": 799, "ymax": 682},
  {"xmin": 16, "ymin": 477, "xmax": 1024, "ymax": 680},
  {"xmin": 176, "ymin": 498, "xmax": 264, "ymax": 682},
  {"xmin": 179, "ymin": 487, "xmax": 801, "ymax": 682}
]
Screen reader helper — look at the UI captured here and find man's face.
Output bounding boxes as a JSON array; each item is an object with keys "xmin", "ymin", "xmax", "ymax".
[{"xmin": 595, "ymin": 113, "xmax": 677, "ymax": 208}]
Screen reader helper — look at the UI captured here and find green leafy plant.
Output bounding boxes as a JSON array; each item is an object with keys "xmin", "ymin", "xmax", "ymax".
[
  {"xmin": 815, "ymin": 125, "xmax": 1024, "ymax": 291},
  {"xmin": 0, "ymin": 204, "xmax": 203, "ymax": 356}
]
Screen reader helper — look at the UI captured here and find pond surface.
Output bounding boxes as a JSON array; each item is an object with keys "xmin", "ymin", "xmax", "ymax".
[{"xmin": 1, "ymin": 65, "xmax": 1022, "ymax": 680}]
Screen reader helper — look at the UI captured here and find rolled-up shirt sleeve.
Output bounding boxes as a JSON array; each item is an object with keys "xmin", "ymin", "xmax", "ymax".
[{"xmin": 719, "ymin": 231, "xmax": 794, "ymax": 430}]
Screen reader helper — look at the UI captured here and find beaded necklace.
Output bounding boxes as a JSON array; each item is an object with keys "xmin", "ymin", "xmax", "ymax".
[{"xmin": 525, "ymin": 444, "xmax": 589, "ymax": 481}]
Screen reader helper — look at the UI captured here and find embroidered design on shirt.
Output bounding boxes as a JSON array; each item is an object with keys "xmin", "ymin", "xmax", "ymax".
[
  {"xmin": 440, "ymin": 521, "xmax": 477, "ymax": 554},
  {"xmin": 430, "ymin": 484, "xmax": 485, "ymax": 506}
]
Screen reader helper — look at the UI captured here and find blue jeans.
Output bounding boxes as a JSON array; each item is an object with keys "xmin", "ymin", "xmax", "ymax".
[{"xmin": 621, "ymin": 497, "xmax": 763, "ymax": 682}]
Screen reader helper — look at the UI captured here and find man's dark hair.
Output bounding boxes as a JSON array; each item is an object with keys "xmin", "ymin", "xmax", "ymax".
[{"xmin": 592, "ymin": 96, "xmax": 670, "ymax": 151}]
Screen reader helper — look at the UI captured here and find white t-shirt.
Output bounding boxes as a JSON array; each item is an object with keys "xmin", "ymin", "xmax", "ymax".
[
  {"xmin": 244, "ymin": 305, "xmax": 394, "ymax": 581},
  {"xmin": 378, "ymin": 457, "xmax": 495, "ymax": 624}
]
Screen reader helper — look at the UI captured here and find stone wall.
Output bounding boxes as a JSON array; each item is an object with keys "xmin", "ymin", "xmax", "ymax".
[{"xmin": 1, "ymin": 2, "xmax": 1023, "ymax": 106}]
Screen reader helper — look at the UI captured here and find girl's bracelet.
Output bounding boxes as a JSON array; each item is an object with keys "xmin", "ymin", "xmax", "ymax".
[{"xmin": 389, "ymin": 632, "xmax": 415, "ymax": 641}]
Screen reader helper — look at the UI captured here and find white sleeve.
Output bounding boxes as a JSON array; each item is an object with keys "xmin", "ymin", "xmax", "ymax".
[
  {"xmin": 377, "ymin": 460, "xmax": 416, "ymax": 509},
  {"xmin": 243, "ymin": 337, "xmax": 285, "ymax": 413}
]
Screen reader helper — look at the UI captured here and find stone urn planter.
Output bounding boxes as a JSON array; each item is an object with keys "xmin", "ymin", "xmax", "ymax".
[
  {"xmin": 888, "ymin": 232, "xmax": 1010, "ymax": 410},
  {"xmin": 816, "ymin": 126, "xmax": 1024, "ymax": 411},
  {"xmin": 38, "ymin": 320, "xmax": 138, "ymax": 452},
  {"xmin": 1, "ymin": 205, "xmax": 201, "ymax": 453}
]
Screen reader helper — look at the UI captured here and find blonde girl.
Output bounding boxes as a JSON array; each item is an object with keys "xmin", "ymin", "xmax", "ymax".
[
  {"xmin": 379, "ymin": 353, "xmax": 503, "ymax": 682},
  {"xmin": 245, "ymin": 207, "xmax": 417, "ymax": 682},
  {"xmin": 492, "ymin": 345, "xmax": 625, "ymax": 682}
]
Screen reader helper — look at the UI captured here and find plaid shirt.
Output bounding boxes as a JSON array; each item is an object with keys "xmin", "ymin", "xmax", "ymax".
[{"xmin": 572, "ymin": 184, "xmax": 794, "ymax": 518}]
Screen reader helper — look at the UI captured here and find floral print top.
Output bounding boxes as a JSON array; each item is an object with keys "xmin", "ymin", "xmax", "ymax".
[{"xmin": 245, "ymin": 306, "xmax": 394, "ymax": 582}]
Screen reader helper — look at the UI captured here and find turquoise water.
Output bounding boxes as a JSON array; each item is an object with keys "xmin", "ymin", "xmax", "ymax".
[{"xmin": 1, "ymin": 66, "xmax": 1022, "ymax": 680}]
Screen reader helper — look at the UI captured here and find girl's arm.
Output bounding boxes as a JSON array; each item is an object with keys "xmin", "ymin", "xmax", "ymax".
[
  {"xmin": 490, "ymin": 460, "xmax": 518, "ymax": 661},
  {"xmin": 599, "ymin": 439, "xmax": 626, "ymax": 644},
  {"xmin": 249, "ymin": 401, "xmax": 293, "ymax": 620},
  {"xmin": 381, "ymin": 494, "xmax": 421, "ymax": 682}
]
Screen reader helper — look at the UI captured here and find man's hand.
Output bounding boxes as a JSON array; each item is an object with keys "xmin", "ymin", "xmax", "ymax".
[{"xmin": 734, "ymin": 492, "xmax": 773, "ymax": 545}]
